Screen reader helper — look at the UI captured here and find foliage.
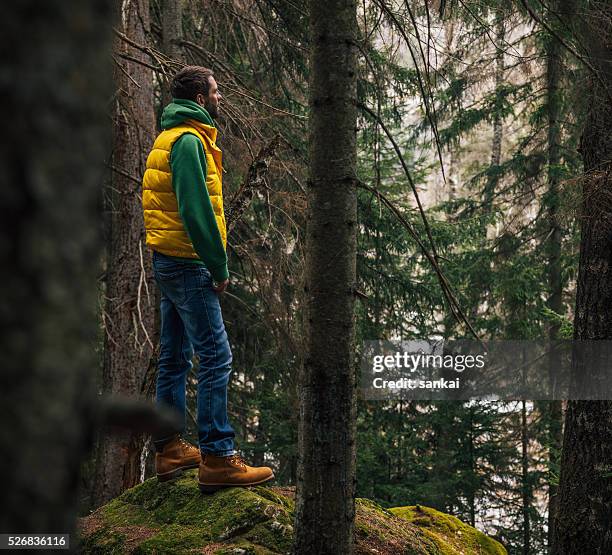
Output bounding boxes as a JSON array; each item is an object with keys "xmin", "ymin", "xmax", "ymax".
[{"xmin": 92, "ymin": 1, "xmax": 594, "ymax": 553}]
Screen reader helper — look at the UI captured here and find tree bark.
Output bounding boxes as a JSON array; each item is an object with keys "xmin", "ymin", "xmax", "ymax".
[
  {"xmin": 0, "ymin": 0, "xmax": 111, "ymax": 534},
  {"xmin": 545, "ymin": 0, "xmax": 563, "ymax": 351},
  {"xmin": 544, "ymin": 4, "xmax": 564, "ymax": 546},
  {"xmin": 483, "ymin": 14, "xmax": 505, "ymax": 215},
  {"xmin": 161, "ymin": 0, "xmax": 184, "ymax": 105},
  {"xmin": 521, "ymin": 401, "xmax": 531, "ymax": 555},
  {"xmin": 551, "ymin": 2, "xmax": 612, "ymax": 552},
  {"xmin": 92, "ymin": 0, "xmax": 156, "ymax": 508},
  {"xmin": 467, "ymin": 407, "xmax": 476, "ymax": 528},
  {"xmin": 293, "ymin": 0, "xmax": 358, "ymax": 553}
]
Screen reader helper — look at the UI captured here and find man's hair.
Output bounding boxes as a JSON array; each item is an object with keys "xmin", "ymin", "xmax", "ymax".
[{"xmin": 171, "ymin": 66, "xmax": 214, "ymax": 101}]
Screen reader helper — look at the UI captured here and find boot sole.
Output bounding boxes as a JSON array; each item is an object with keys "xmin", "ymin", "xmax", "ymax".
[
  {"xmin": 157, "ymin": 462, "xmax": 200, "ymax": 483},
  {"xmin": 198, "ymin": 473, "xmax": 275, "ymax": 494}
]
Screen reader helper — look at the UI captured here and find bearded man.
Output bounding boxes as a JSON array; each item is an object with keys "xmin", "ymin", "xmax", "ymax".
[{"xmin": 142, "ymin": 66, "xmax": 274, "ymax": 492}]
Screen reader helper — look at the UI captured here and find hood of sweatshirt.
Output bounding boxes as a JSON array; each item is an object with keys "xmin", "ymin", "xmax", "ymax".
[{"xmin": 160, "ymin": 98, "xmax": 215, "ymax": 130}]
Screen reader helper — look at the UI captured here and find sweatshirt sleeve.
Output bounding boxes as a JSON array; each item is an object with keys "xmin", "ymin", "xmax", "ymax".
[{"xmin": 170, "ymin": 133, "xmax": 229, "ymax": 282}]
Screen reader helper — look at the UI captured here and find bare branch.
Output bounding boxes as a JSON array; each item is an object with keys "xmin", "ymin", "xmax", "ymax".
[{"xmin": 226, "ymin": 135, "xmax": 284, "ymax": 232}]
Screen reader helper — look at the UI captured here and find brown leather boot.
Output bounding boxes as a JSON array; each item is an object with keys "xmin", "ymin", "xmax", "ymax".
[
  {"xmin": 198, "ymin": 453, "xmax": 274, "ymax": 493},
  {"xmin": 155, "ymin": 436, "xmax": 202, "ymax": 482}
]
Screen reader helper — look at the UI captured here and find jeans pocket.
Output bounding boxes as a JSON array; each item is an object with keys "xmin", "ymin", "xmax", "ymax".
[
  {"xmin": 154, "ymin": 265, "xmax": 184, "ymax": 281},
  {"xmin": 153, "ymin": 252, "xmax": 186, "ymax": 281},
  {"xmin": 198, "ymin": 266, "xmax": 212, "ymax": 288},
  {"xmin": 197, "ymin": 266, "xmax": 213, "ymax": 288}
]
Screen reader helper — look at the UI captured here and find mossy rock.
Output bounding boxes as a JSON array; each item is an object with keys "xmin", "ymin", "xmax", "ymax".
[
  {"xmin": 390, "ymin": 505, "xmax": 507, "ymax": 555},
  {"xmin": 78, "ymin": 472, "xmax": 506, "ymax": 554}
]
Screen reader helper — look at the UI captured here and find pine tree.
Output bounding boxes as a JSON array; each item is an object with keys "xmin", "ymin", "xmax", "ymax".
[
  {"xmin": 294, "ymin": 0, "xmax": 358, "ymax": 552},
  {"xmin": 93, "ymin": 0, "xmax": 156, "ymax": 507},
  {"xmin": 552, "ymin": 1, "xmax": 612, "ymax": 551}
]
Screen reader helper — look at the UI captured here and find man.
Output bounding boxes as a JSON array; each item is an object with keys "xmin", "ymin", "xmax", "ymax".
[{"xmin": 142, "ymin": 66, "xmax": 274, "ymax": 493}]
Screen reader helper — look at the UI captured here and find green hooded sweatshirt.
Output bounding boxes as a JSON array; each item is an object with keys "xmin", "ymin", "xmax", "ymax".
[{"xmin": 160, "ymin": 98, "xmax": 229, "ymax": 282}]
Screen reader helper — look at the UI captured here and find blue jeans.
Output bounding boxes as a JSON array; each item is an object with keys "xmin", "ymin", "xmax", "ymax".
[{"xmin": 152, "ymin": 250, "xmax": 235, "ymax": 456}]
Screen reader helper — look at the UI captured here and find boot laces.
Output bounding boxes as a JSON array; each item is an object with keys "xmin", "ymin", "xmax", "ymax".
[
  {"xmin": 179, "ymin": 438, "xmax": 197, "ymax": 454},
  {"xmin": 227, "ymin": 454, "xmax": 247, "ymax": 470}
]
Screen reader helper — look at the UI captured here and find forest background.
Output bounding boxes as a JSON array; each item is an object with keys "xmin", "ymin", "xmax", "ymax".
[
  {"xmin": 91, "ymin": 1, "xmax": 610, "ymax": 554},
  {"xmin": 1, "ymin": 1, "xmax": 609, "ymax": 555}
]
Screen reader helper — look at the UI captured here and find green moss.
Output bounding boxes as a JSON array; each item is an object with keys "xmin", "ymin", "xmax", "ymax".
[
  {"xmin": 241, "ymin": 508, "xmax": 293, "ymax": 552},
  {"xmin": 212, "ymin": 540, "xmax": 277, "ymax": 555},
  {"xmin": 100, "ymin": 499, "xmax": 157, "ymax": 529},
  {"xmin": 79, "ymin": 476, "xmax": 505, "ymax": 555},
  {"xmin": 390, "ymin": 505, "xmax": 507, "ymax": 555},
  {"xmin": 354, "ymin": 497, "xmax": 441, "ymax": 555},
  {"xmin": 251, "ymin": 486, "xmax": 294, "ymax": 511},
  {"xmin": 354, "ymin": 520, "xmax": 371, "ymax": 537},
  {"xmin": 77, "ymin": 525, "xmax": 127, "ymax": 554},
  {"xmin": 355, "ymin": 497, "xmax": 394, "ymax": 517},
  {"xmin": 80, "ymin": 472, "xmax": 293, "ymax": 554},
  {"xmin": 132, "ymin": 524, "xmax": 208, "ymax": 554}
]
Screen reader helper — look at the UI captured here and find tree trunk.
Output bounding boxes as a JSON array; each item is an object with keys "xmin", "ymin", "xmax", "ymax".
[
  {"xmin": 546, "ymin": 400, "xmax": 563, "ymax": 551},
  {"xmin": 92, "ymin": 0, "xmax": 156, "ymax": 508},
  {"xmin": 551, "ymin": 3, "xmax": 612, "ymax": 552},
  {"xmin": 443, "ymin": 18, "xmax": 458, "ymax": 205},
  {"xmin": 0, "ymin": 0, "xmax": 111, "ymax": 534},
  {"xmin": 483, "ymin": 14, "xmax": 505, "ymax": 215},
  {"xmin": 293, "ymin": 0, "xmax": 358, "ymax": 552},
  {"xmin": 468, "ymin": 407, "xmax": 476, "ymax": 528},
  {"xmin": 161, "ymin": 0, "xmax": 184, "ymax": 105},
  {"xmin": 521, "ymin": 401, "xmax": 531, "ymax": 555},
  {"xmin": 545, "ymin": 0, "xmax": 563, "ymax": 353},
  {"xmin": 544, "ymin": 5, "xmax": 564, "ymax": 546}
]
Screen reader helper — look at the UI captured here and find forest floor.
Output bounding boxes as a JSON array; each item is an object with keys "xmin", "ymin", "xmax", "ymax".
[{"xmin": 77, "ymin": 473, "xmax": 506, "ymax": 554}]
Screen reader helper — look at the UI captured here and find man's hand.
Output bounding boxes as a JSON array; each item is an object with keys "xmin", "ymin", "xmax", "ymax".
[{"xmin": 213, "ymin": 279, "xmax": 229, "ymax": 294}]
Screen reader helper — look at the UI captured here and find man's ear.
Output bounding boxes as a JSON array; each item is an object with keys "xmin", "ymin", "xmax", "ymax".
[{"xmin": 195, "ymin": 93, "xmax": 205, "ymax": 106}]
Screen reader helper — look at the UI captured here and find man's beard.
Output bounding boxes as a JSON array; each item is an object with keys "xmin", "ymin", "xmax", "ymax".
[{"xmin": 205, "ymin": 102, "xmax": 218, "ymax": 119}]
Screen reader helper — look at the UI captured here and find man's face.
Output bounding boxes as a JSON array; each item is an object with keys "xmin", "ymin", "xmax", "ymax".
[{"xmin": 196, "ymin": 77, "xmax": 221, "ymax": 119}]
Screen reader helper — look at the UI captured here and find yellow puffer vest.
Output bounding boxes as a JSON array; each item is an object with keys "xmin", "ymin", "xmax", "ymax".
[{"xmin": 142, "ymin": 119, "xmax": 226, "ymax": 257}]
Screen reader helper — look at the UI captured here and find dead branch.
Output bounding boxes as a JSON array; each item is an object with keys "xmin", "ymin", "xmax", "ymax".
[{"xmin": 226, "ymin": 134, "xmax": 284, "ymax": 232}]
